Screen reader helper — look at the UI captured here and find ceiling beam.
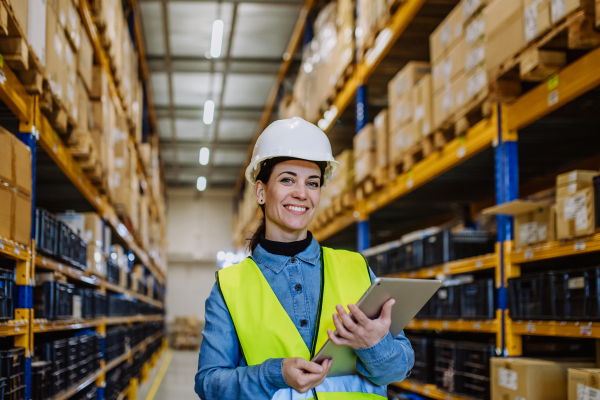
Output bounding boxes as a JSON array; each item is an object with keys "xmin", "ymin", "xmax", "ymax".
[
  {"xmin": 147, "ymin": 56, "xmax": 301, "ymax": 74},
  {"xmin": 154, "ymin": 105, "xmax": 270, "ymax": 120},
  {"xmin": 159, "ymin": 141, "xmax": 250, "ymax": 150},
  {"xmin": 166, "ymin": 165, "xmax": 243, "ymax": 175}
]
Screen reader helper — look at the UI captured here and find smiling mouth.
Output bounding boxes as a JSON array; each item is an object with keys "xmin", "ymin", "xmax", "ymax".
[{"xmin": 284, "ymin": 205, "xmax": 309, "ymax": 213}]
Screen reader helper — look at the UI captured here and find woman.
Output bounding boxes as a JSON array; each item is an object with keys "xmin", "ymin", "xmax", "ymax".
[{"xmin": 195, "ymin": 117, "xmax": 414, "ymax": 400}]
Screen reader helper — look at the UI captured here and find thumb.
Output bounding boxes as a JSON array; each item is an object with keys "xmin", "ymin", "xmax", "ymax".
[
  {"xmin": 379, "ymin": 299, "xmax": 395, "ymax": 321},
  {"xmin": 297, "ymin": 358, "xmax": 324, "ymax": 374}
]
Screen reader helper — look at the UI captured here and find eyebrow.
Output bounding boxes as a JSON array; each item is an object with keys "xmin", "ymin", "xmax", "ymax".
[{"xmin": 277, "ymin": 171, "xmax": 321, "ymax": 180}]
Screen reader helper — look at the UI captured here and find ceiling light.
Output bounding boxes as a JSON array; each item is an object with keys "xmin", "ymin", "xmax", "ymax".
[
  {"xmin": 197, "ymin": 176, "xmax": 207, "ymax": 191},
  {"xmin": 199, "ymin": 147, "xmax": 210, "ymax": 165},
  {"xmin": 203, "ymin": 100, "xmax": 215, "ymax": 125},
  {"xmin": 210, "ymin": 19, "xmax": 224, "ymax": 58}
]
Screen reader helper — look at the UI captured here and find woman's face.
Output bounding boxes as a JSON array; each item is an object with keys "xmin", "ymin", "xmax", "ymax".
[{"xmin": 256, "ymin": 159, "xmax": 322, "ymax": 238}]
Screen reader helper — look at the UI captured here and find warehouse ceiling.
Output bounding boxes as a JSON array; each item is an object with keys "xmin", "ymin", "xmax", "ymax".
[{"xmin": 138, "ymin": 0, "xmax": 305, "ymax": 190}]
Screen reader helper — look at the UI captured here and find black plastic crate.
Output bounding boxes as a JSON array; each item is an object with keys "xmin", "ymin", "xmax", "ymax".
[
  {"xmin": 4, "ymin": 383, "xmax": 22, "ymax": 400},
  {"xmin": 400, "ymin": 239, "xmax": 424, "ymax": 271},
  {"xmin": 0, "ymin": 378, "xmax": 6, "ymax": 400},
  {"xmin": 456, "ymin": 342, "xmax": 495, "ymax": 400},
  {"xmin": 106, "ymin": 258, "xmax": 120, "ymax": 285},
  {"xmin": 366, "ymin": 252, "xmax": 389, "ymax": 276},
  {"xmin": 461, "ymin": 278, "xmax": 496, "ymax": 320},
  {"xmin": 34, "ymin": 281, "xmax": 74, "ymax": 320},
  {"xmin": 449, "ymin": 231, "xmax": 496, "ymax": 262},
  {"xmin": 93, "ymin": 291, "xmax": 106, "ymax": 318},
  {"xmin": 78, "ymin": 288, "xmax": 94, "ymax": 319},
  {"xmin": 0, "ymin": 348, "xmax": 25, "ymax": 389},
  {"xmin": 67, "ymin": 337, "xmax": 79, "ymax": 368},
  {"xmin": 0, "ymin": 268, "xmax": 15, "ymax": 320},
  {"xmin": 32, "ymin": 361, "xmax": 52, "ymax": 400},
  {"xmin": 38, "ymin": 339, "xmax": 68, "ymax": 373},
  {"xmin": 67, "ymin": 364, "xmax": 79, "ymax": 388},
  {"xmin": 35, "ymin": 208, "xmax": 58, "ymax": 256},
  {"xmin": 407, "ymin": 335, "xmax": 434, "ymax": 384},
  {"xmin": 424, "ymin": 230, "xmax": 446, "ymax": 267},
  {"xmin": 431, "ymin": 284, "xmax": 461, "ymax": 319},
  {"xmin": 52, "ymin": 369, "xmax": 67, "ymax": 396},
  {"xmin": 508, "ymin": 273, "xmax": 555, "ymax": 320},
  {"xmin": 594, "ymin": 175, "xmax": 600, "ymax": 230},
  {"xmin": 57, "ymin": 222, "xmax": 73, "ymax": 263},
  {"xmin": 433, "ymin": 339, "xmax": 458, "ymax": 393}
]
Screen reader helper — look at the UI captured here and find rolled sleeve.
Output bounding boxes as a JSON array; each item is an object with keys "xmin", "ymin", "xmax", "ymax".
[
  {"xmin": 355, "ymin": 330, "xmax": 414, "ymax": 386},
  {"xmin": 354, "ymin": 332, "xmax": 396, "ymax": 365},
  {"xmin": 263, "ymin": 358, "xmax": 289, "ymax": 389}
]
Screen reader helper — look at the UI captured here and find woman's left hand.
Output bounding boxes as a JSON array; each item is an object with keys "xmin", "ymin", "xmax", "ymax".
[{"xmin": 327, "ymin": 299, "xmax": 395, "ymax": 349}]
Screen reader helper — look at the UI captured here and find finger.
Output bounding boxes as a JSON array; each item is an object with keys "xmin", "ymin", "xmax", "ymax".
[
  {"xmin": 333, "ymin": 314, "xmax": 355, "ymax": 339},
  {"xmin": 348, "ymin": 303, "xmax": 371, "ymax": 326},
  {"xmin": 379, "ymin": 299, "xmax": 396, "ymax": 321},
  {"xmin": 336, "ymin": 305, "xmax": 359, "ymax": 332},
  {"xmin": 327, "ymin": 328, "xmax": 352, "ymax": 347},
  {"xmin": 296, "ymin": 358, "xmax": 324, "ymax": 374}
]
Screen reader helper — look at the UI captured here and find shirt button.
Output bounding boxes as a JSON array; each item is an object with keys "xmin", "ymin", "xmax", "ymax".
[
  {"xmin": 295, "ymin": 284, "xmax": 302, "ymax": 291},
  {"xmin": 300, "ymin": 319, "xmax": 308, "ymax": 327},
  {"xmin": 290, "ymin": 256, "xmax": 296, "ymax": 263}
]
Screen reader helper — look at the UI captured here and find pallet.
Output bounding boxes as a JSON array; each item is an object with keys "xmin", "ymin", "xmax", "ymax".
[
  {"xmin": 332, "ymin": 190, "xmax": 356, "ymax": 215},
  {"xmin": 0, "ymin": 0, "xmax": 44, "ymax": 94},
  {"xmin": 489, "ymin": 8, "xmax": 600, "ymax": 89},
  {"xmin": 40, "ymin": 81, "xmax": 77, "ymax": 136},
  {"xmin": 356, "ymin": 166, "xmax": 389, "ymax": 200},
  {"xmin": 389, "ymin": 134, "xmax": 435, "ymax": 178}
]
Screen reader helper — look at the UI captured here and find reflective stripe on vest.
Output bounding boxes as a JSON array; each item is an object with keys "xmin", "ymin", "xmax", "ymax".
[{"xmin": 216, "ymin": 247, "xmax": 387, "ymax": 400}]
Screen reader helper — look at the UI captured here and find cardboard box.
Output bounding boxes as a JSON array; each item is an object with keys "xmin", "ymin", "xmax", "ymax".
[
  {"xmin": 388, "ymin": 62, "xmax": 430, "ymax": 129},
  {"xmin": 568, "ymin": 368, "xmax": 600, "ymax": 400},
  {"xmin": 551, "ymin": 0, "xmax": 584, "ymax": 23},
  {"xmin": 414, "ymin": 74, "xmax": 433, "ymax": 137},
  {"xmin": 46, "ymin": 6, "xmax": 67, "ymax": 101},
  {"xmin": 524, "ymin": 0, "xmax": 552, "ymax": 43},
  {"xmin": 78, "ymin": 26, "xmax": 94, "ymax": 92},
  {"xmin": 433, "ymin": 72, "xmax": 467, "ymax": 130},
  {"xmin": 484, "ymin": 0, "xmax": 527, "ymax": 77},
  {"xmin": 556, "ymin": 187, "xmax": 596, "ymax": 239},
  {"xmin": 75, "ymin": 78, "xmax": 89, "ymax": 131},
  {"xmin": 8, "ymin": 1, "xmax": 28, "ymax": 35},
  {"xmin": 0, "ymin": 128, "xmax": 14, "ymax": 186},
  {"xmin": 14, "ymin": 191, "xmax": 31, "ymax": 245},
  {"xmin": 58, "ymin": 0, "xmax": 80, "ymax": 49},
  {"xmin": 64, "ymin": 42, "xmax": 77, "ymax": 120},
  {"xmin": 465, "ymin": 14, "xmax": 485, "ymax": 47},
  {"xmin": 353, "ymin": 123, "xmax": 376, "ymax": 158},
  {"xmin": 430, "ymin": 2, "xmax": 465, "ymax": 63},
  {"xmin": 374, "ymin": 109, "xmax": 388, "ymax": 167},
  {"xmin": 389, "ymin": 121, "xmax": 419, "ymax": 164},
  {"xmin": 12, "ymin": 135, "xmax": 32, "ymax": 196},
  {"xmin": 432, "ymin": 37, "xmax": 466, "ymax": 94},
  {"xmin": 0, "ymin": 184, "xmax": 13, "ymax": 239},
  {"xmin": 354, "ymin": 151, "xmax": 376, "ymax": 184},
  {"xmin": 90, "ymin": 65, "xmax": 110, "ymax": 100},
  {"xmin": 462, "ymin": 0, "xmax": 492, "ymax": 20},
  {"xmin": 483, "ymin": 200, "xmax": 555, "ymax": 247},
  {"xmin": 28, "ymin": 0, "xmax": 47, "ymax": 67},
  {"xmin": 83, "ymin": 212, "xmax": 103, "ymax": 248},
  {"xmin": 491, "ymin": 358, "xmax": 594, "ymax": 400},
  {"xmin": 466, "ymin": 64, "xmax": 488, "ymax": 102},
  {"xmin": 557, "ymin": 170, "xmax": 599, "ymax": 188}
]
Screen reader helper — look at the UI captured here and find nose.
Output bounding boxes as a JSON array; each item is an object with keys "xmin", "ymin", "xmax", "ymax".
[{"xmin": 292, "ymin": 183, "xmax": 307, "ymax": 200}]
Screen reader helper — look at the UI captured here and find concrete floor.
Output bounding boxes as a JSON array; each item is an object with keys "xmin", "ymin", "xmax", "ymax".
[{"xmin": 137, "ymin": 349, "xmax": 200, "ymax": 400}]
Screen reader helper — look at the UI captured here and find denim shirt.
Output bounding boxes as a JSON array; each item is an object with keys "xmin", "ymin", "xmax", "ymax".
[{"xmin": 195, "ymin": 238, "xmax": 414, "ymax": 400}]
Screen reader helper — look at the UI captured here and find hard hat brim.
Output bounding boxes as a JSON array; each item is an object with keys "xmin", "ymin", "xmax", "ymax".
[{"xmin": 245, "ymin": 155, "xmax": 339, "ymax": 185}]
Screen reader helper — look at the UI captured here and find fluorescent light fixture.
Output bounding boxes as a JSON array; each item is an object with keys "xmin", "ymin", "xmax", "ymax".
[
  {"xmin": 217, "ymin": 251, "xmax": 225, "ymax": 261},
  {"xmin": 128, "ymin": 253, "xmax": 135, "ymax": 262},
  {"xmin": 199, "ymin": 147, "xmax": 210, "ymax": 165},
  {"xmin": 197, "ymin": 176, "xmax": 207, "ymax": 191},
  {"xmin": 203, "ymin": 100, "xmax": 215, "ymax": 125},
  {"xmin": 210, "ymin": 19, "xmax": 224, "ymax": 58}
]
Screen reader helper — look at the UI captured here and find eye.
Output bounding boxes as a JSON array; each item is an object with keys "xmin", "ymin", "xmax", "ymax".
[
  {"xmin": 308, "ymin": 181, "xmax": 320, "ymax": 188},
  {"xmin": 281, "ymin": 177, "xmax": 293, "ymax": 184}
]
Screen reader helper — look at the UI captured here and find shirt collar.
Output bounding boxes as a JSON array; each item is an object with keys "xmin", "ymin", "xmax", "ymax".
[{"xmin": 252, "ymin": 236, "xmax": 320, "ymax": 274}]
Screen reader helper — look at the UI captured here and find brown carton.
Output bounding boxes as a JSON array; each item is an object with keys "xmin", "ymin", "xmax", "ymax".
[
  {"xmin": 353, "ymin": 123, "xmax": 376, "ymax": 159},
  {"xmin": 75, "ymin": 78, "xmax": 89, "ymax": 132},
  {"xmin": 432, "ymin": 37, "xmax": 466, "ymax": 94},
  {"xmin": 90, "ymin": 65, "xmax": 109, "ymax": 100},
  {"xmin": 556, "ymin": 170, "xmax": 599, "ymax": 188},
  {"xmin": 354, "ymin": 151, "xmax": 376, "ymax": 184},
  {"xmin": 568, "ymin": 368, "xmax": 600, "ymax": 400},
  {"xmin": 83, "ymin": 213, "xmax": 104, "ymax": 248},
  {"xmin": 433, "ymin": 72, "xmax": 467, "ymax": 130},
  {"xmin": 483, "ymin": 200, "xmax": 554, "ymax": 247},
  {"xmin": 389, "ymin": 121, "xmax": 419, "ymax": 164},
  {"xmin": 556, "ymin": 187, "xmax": 596, "ymax": 239},
  {"xmin": 13, "ymin": 191, "xmax": 31, "ymax": 245},
  {"xmin": 7, "ymin": 1, "xmax": 28, "ymax": 35},
  {"xmin": 484, "ymin": 0, "xmax": 527, "ymax": 77},
  {"xmin": 0, "ymin": 128, "xmax": 14, "ymax": 186},
  {"xmin": 78, "ymin": 26, "xmax": 94, "ymax": 92},
  {"xmin": 0, "ymin": 184, "xmax": 13, "ymax": 240},
  {"xmin": 524, "ymin": 0, "xmax": 552, "ymax": 43},
  {"xmin": 388, "ymin": 62, "xmax": 430, "ymax": 129},
  {"xmin": 46, "ymin": 6, "xmax": 67, "ymax": 102},
  {"xmin": 491, "ymin": 358, "xmax": 594, "ymax": 400},
  {"xmin": 12, "ymin": 135, "xmax": 32, "ymax": 196},
  {"xmin": 58, "ymin": 0, "xmax": 80, "ymax": 49},
  {"xmin": 430, "ymin": 2, "xmax": 465, "ymax": 63},
  {"xmin": 414, "ymin": 74, "xmax": 433, "ymax": 137},
  {"xmin": 466, "ymin": 64, "xmax": 488, "ymax": 103},
  {"xmin": 374, "ymin": 109, "xmax": 388, "ymax": 168}
]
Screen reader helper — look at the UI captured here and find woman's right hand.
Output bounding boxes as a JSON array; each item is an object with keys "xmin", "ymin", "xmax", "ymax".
[{"xmin": 282, "ymin": 358, "xmax": 333, "ymax": 393}]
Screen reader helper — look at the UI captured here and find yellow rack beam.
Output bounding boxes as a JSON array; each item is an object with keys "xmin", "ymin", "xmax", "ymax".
[
  {"xmin": 390, "ymin": 252, "xmax": 498, "ymax": 279},
  {"xmin": 0, "ymin": 239, "xmax": 30, "ymax": 262},
  {"xmin": 105, "ymin": 315, "xmax": 164, "ymax": 326},
  {"xmin": 510, "ymin": 233, "xmax": 600, "ymax": 265},
  {"xmin": 508, "ymin": 318, "xmax": 600, "ymax": 339},
  {"xmin": 406, "ymin": 318, "xmax": 499, "ymax": 333},
  {"xmin": 52, "ymin": 369, "xmax": 105, "ymax": 400},
  {"xmin": 35, "ymin": 254, "xmax": 102, "ymax": 285},
  {"xmin": 391, "ymin": 380, "xmax": 472, "ymax": 400},
  {"xmin": 313, "ymin": 210, "xmax": 358, "ymax": 243},
  {"xmin": 0, "ymin": 319, "xmax": 29, "ymax": 337},
  {"xmin": 33, "ymin": 318, "xmax": 104, "ymax": 333}
]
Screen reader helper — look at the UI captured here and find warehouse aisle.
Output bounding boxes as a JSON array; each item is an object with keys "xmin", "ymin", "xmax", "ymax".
[{"xmin": 138, "ymin": 350, "xmax": 199, "ymax": 400}]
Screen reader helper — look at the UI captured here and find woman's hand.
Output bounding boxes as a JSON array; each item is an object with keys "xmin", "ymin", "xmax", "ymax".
[
  {"xmin": 327, "ymin": 299, "xmax": 395, "ymax": 349},
  {"xmin": 282, "ymin": 358, "xmax": 333, "ymax": 393}
]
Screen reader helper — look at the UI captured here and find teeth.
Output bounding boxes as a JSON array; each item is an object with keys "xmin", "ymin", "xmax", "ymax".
[{"xmin": 287, "ymin": 206, "xmax": 306, "ymax": 212}]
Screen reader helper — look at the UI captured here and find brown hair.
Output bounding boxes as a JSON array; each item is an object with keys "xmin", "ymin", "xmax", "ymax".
[{"xmin": 248, "ymin": 158, "xmax": 326, "ymax": 254}]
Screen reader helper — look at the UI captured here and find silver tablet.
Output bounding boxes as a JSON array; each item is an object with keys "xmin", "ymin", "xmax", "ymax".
[{"xmin": 311, "ymin": 277, "xmax": 442, "ymax": 377}]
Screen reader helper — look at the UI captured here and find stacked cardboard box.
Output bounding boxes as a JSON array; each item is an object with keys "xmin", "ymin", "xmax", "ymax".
[
  {"xmin": 374, "ymin": 109, "xmax": 389, "ymax": 170},
  {"xmin": 172, "ymin": 316, "xmax": 202, "ymax": 350},
  {"xmin": 555, "ymin": 170, "xmax": 599, "ymax": 240},
  {"xmin": 491, "ymin": 358, "xmax": 593, "ymax": 400},
  {"xmin": 354, "ymin": 124, "xmax": 376, "ymax": 184},
  {"xmin": 0, "ymin": 127, "xmax": 32, "ymax": 246},
  {"xmin": 568, "ymin": 369, "xmax": 600, "ymax": 400},
  {"xmin": 110, "ymin": 244, "xmax": 130, "ymax": 288},
  {"xmin": 387, "ymin": 62, "xmax": 431, "ymax": 165}
]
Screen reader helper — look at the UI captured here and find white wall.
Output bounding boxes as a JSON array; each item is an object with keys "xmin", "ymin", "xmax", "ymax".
[{"xmin": 165, "ymin": 188, "xmax": 235, "ymax": 323}]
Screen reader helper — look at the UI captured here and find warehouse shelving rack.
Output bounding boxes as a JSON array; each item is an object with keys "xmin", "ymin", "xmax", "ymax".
[
  {"xmin": 230, "ymin": 0, "xmax": 600, "ymax": 397},
  {"xmin": 0, "ymin": 0, "xmax": 168, "ymax": 399}
]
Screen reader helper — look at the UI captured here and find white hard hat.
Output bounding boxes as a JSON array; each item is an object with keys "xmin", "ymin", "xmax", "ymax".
[{"xmin": 245, "ymin": 117, "xmax": 339, "ymax": 185}]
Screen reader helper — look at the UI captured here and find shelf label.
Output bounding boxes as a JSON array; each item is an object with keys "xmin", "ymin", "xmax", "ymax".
[
  {"xmin": 498, "ymin": 368, "xmax": 518, "ymax": 390},
  {"xmin": 14, "ymin": 246, "xmax": 19, "ymax": 256},
  {"xmin": 406, "ymin": 178, "xmax": 414, "ymax": 189},
  {"xmin": 525, "ymin": 248, "xmax": 534, "ymax": 259},
  {"xmin": 474, "ymin": 322, "xmax": 482, "ymax": 330},
  {"xmin": 423, "ymin": 387, "xmax": 431, "ymax": 395},
  {"xmin": 422, "ymin": 321, "xmax": 429, "ymax": 328},
  {"xmin": 526, "ymin": 323, "xmax": 536, "ymax": 333},
  {"xmin": 548, "ymin": 90, "xmax": 559, "ymax": 106},
  {"xmin": 575, "ymin": 241, "xmax": 586, "ymax": 251},
  {"xmin": 444, "ymin": 265, "xmax": 451, "ymax": 274},
  {"xmin": 443, "ymin": 321, "xmax": 450, "ymax": 329},
  {"xmin": 42, "ymin": 258, "xmax": 46, "ymax": 265},
  {"xmin": 578, "ymin": 383, "xmax": 600, "ymax": 400},
  {"xmin": 457, "ymin": 145, "xmax": 466, "ymax": 158},
  {"xmin": 580, "ymin": 325, "xmax": 592, "ymax": 336},
  {"xmin": 428, "ymin": 269, "xmax": 435, "ymax": 277},
  {"xmin": 476, "ymin": 260, "xmax": 483, "ymax": 268}
]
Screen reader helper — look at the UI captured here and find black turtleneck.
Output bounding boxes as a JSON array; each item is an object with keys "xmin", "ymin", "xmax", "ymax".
[{"xmin": 259, "ymin": 232, "xmax": 313, "ymax": 257}]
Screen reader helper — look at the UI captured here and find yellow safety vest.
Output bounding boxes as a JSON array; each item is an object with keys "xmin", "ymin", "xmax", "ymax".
[{"xmin": 216, "ymin": 246, "xmax": 387, "ymax": 400}]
